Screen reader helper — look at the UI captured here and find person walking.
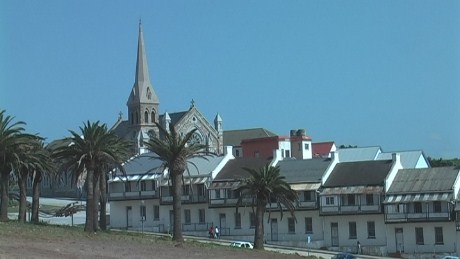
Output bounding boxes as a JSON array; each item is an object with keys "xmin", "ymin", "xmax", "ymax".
[
  {"xmin": 215, "ymin": 226, "xmax": 219, "ymax": 239},
  {"xmin": 209, "ymin": 225, "xmax": 214, "ymax": 239}
]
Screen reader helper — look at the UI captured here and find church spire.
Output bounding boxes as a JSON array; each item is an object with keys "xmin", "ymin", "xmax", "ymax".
[{"xmin": 135, "ymin": 20, "xmax": 150, "ymax": 85}]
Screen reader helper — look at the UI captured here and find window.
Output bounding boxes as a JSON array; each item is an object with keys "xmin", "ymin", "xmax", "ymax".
[
  {"xmin": 349, "ymin": 222, "xmax": 357, "ymax": 239},
  {"xmin": 304, "ymin": 191, "xmax": 314, "ymax": 201},
  {"xmin": 235, "ymin": 150, "xmax": 240, "ymax": 157},
  {"xmin": 184, "ymin": 209, "xmax": 191, "ymax": 224},
  {"xmin": 198, "ymin": 209, "xmax": 205, "ymax": 224},
  {"xmin": 151, "ymin": 111, "xmax": 155, "ymax": 123},
  {"xmin": 414, "ymin": 202, "xmax": 422, "ymax": 213},
  {"xmin": 249, "ymin": 213, "xmax": 256, "ymax": 228},
  {"xmin": 367, "ymin": 221, "xmax": 376, "ymax": 239},
  {"xmin": 288, "ymin": 218, "xmax": 296, "ymax": 233},
  {"xmin": 215, "ymin": 190, "xmax": 221, "ymax": 199},
  {"xmin": 326, "ymin": 196, "xmax": 335, "ymax": 205},
  {"xmin": 235, "ymin": 213, "xmax": 241, "ymax": 229},
  {"xmin": 433, "ymin": 201, "xmax": 441, "ymax": 213},
  {"xmin": 125, "ymin": 182, "xmax": 131, "ymax": 192},
  {"xmin": 366, "ymin": 194, "xmax": 374, "ymax": 205},
  {"xmin": 435, "ymin": 227, "xmax": 443, "ymax": 244},
  {"xmin": 305, "ymin": 217, "xmax": 313, "ymax": 234},
  {"xmin": 144, "ymin": 111, "xmax": 148, "ymax": 123},
  {"xmin": 140, "ymin": 181, "xmax": 147, "ymax": 191},
  {"xmin": 140, "ymin": 205, "xmax": 146, "ymax": 221},
  {"xmin": 182, "ymin": 185, "xmax": 190, "ymax": 196},
  {"xmin": 415, "ymin": 227, "xmax": 424, "ymax": 245},
  {"xmin": 347, "ymin": 194, "xmax": 355, "ymax": 205},
  {"xmin": 285, "ymin": 150, "xmax": 290, "ymax": 158},
  {"xmin": 153, "ymin": 205, "xmax": 159, "ymax": 221},
  {"xmin": 304, "ymin": 143, "xmax": 310, "ymax": 150}
]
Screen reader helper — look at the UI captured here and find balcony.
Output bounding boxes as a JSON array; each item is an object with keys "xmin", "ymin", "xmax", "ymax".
[
  {"xmin": 320, "ymin": 204, "xmax": 381, "ymax": 215},
  {"xmin": 385, "ymin": 211, "xmax": 452, "ymax": 223},
  {"xmin": 297, "ymin": 200, "xmax": 317, "ymax": 209},
  {"xmin": 209, "ymin": 197, "xmax": 253, "ymax": 208},
  {"xmin": 160, "ymin": 194, "xmax": 208, "ymax": 204},
  {"xmin": 109, "ymin": 190, "xmax": 158, "ymax": 201}
]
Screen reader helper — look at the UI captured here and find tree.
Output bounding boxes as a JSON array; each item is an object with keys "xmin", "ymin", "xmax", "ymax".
[
  {"xmin": 144, "ymin": 123, "xmax": 207, "ymax": 243},
  {"xmin": 53, "ymin": 121, "xmax": 129, "ymax": 232},
  {"xmin": 30, "ymin": 142, "xmax": 55, "ymax": 224},
  {"xmin": 0, "ymin": 110, "xmax": 36, "ymax": 222},
  {"xmin": 235, "ymin": 164, "xmax": 297, "ymax": 250}
]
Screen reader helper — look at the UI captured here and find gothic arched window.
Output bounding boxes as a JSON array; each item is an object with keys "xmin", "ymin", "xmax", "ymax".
[
  {"xmin": 151, "ymin": 111, "xmax": 155, "ymax": 123},
  {"xmin": 144, "ymin": 111, "xmax": 149, "ymax": 124}
]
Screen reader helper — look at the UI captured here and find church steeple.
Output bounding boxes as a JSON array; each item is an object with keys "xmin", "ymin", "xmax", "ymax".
[{"xmin": 127, "ymin": 21, "xmax": 160, "ymax": 144}]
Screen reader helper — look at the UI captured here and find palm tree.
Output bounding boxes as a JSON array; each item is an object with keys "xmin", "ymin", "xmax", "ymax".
[
  {"xmin": 144, "ymin": 123, "xmax": 207, "ymax": 243},
  {"xmin": 53, "ymin": 121, "xmax": 129, "ymax": 233},
  {"xmin": 0, "ymin": 110, "xmax": 36, "ymax": 222},
  {"xmin": 235, "ymin": 164, "xmax": 298, "ymax": 250},
  {"xmin": 30, "ymin": 141, "xmax": 55, "ymax": 224}
]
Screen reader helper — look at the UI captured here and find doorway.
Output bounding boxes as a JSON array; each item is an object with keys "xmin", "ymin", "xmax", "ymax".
[
  {"xmin": 270, "ymin": 218, "xmax": 278, "ymax": 241},
  {"xmin": 126, "ymin": 206, "xmax": 132, "ymax": 228},
  {"xmin": 331, "ymin": 222, "xmax": 339, "ymax": 246},
  {"xmin": 395, "ymin": 228, "xmax": 404, "ymax": 253}
]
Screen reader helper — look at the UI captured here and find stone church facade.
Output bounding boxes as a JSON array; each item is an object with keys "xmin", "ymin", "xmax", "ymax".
[{"xmin": 111, "ymin": 23, "xmax": 223, "ymax": 155}]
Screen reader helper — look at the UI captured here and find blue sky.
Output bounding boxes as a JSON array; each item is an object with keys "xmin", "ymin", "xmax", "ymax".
[{"xmin": 1, "ymin": 1, "xmax": 459, "ymax": 158}]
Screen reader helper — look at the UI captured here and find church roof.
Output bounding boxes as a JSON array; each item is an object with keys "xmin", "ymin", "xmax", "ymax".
[
  {"xmin": 223, "ymin": 128, "xmax": 277, "ymax": 146},
  {"xmin": 159, "ymin": 111, "xmax": 187, "ymax": 126}
]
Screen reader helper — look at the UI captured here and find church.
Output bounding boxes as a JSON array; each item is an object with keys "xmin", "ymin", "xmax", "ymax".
[{"xmin": 111, "ymin": 23, "xmax": 223, "ymax": 155}]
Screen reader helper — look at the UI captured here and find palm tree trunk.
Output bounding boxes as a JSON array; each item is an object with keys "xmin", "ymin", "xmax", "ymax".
[
  {"xmin": 84, "ymin": 168, "xmax": 95, "ymax": 233},
  {"xmin": 171, "ymin": 171, "xmax": 184, "ymax": 242},
  {"xmin": 0, "ymin": 172, "xmax": 10, "ymax": 222},
  {"xmin": 99, "ymin": 172, "xmax": 107, "ymax": 230},
  {"xmin": 17, "ymin": 172, "xmax": 28, "ymax": 223},
  {"xmin": 31, "ymin": 174, "xmax": 41, "ymax": 224},
  {"xmin": 253, "ymin": 203, "xmax": 266, "ymax": 250},
  {"xmin": 93, "ymin": 172, "xmax": 100, "ymax": 232}
]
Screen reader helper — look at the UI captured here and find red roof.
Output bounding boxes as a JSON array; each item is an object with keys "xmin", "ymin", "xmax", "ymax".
[{"xmin": 312, "ymin": 142, "xmax": 335, "ymax": 157}]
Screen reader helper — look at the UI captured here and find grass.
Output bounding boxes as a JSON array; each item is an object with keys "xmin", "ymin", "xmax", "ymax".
[{"xmin": 7, "ymin": 204, "xmax": 63, "ymax": 214}]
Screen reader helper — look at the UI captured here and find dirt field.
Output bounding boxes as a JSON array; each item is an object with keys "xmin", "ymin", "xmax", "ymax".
[{"xmin": 0, "ymin": 222, "xmax": 305, "ymax": 259}]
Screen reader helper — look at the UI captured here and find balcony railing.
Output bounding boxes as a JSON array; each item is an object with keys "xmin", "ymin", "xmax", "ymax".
[
  {"xmin": 297, "ymin": 200, "xmax": 317, "ymax": 209},
  {"xmin": 320, "ymin": 204, "xmax": 381, "ymax": 215},
  {"xmin": 209, "ymin": 197, "xmax": 253, "ymax": 207},
  {"xmin": 385, "ymin": 211, "xmax": 452, "ymax": 222},
  {"xmin": 160, "ymin": 194, "xmax": 208, "ymax": 204},
  {"xmin": 109, "ymin": 190, "xmax": 158, "ymax": 201}
]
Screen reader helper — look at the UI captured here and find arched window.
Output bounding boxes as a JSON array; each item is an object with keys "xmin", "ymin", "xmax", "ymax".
[
  {"xmin": 144, "ymin": 111, "xmax": 149, "ymax": 124},
  {"xmin": 151, "ymin": 111, "xmax": 155, "ymax": 123}
]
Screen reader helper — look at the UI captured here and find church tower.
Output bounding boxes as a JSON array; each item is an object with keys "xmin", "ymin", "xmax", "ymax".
[{"xmin": 126, "ymin": 22, "xmax": 159, "ymax": 153}]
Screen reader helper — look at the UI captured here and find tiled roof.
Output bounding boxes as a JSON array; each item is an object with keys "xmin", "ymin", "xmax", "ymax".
[
  {"xmin": 387, "ymin": 167, "xmax": 459, "ymax": 194},
  {"xmin": 312, "ymin": 142, "xmax": 334, "ymax": 157},
  {"xmin": 324, "ymin": 160, "xmax": 393, "ymax": 187},
  {"xmin": 223, "ymin": 128, "xmax": 277, "ymax": 146}
]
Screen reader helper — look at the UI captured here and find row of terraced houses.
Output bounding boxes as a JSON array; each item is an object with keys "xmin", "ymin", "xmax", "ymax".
[{"xmin": 108, "ymin": 135, "xmax": 460, "ymax": 257}]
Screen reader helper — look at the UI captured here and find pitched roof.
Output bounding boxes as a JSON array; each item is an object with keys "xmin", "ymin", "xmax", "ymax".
[
  {"xmin": 159, "ymin": 111, "xmax": 187, "ymax": 126},
  {"xmin": 214, "ymin": 157, "xmax": 271, "ymax": 181},
  {"xmin": 376, "ymin": 150, "xmax": 427, "ymax": 168},
  {"xmin": 223, "ymin": 128, "xmax": 277, "ymax": 146},
  {"xmin": 312, "ymin": 142, "xmax": 335, "ymax": 157},
  {"xmin": 185, "ymin": 155, "xmax": 226, "ymax": 176},
  {"xmin": 112, "ymin": 153, "xmax": 164, "ymax": 177},
  {"xmin": 324, "ymin": 160, "xmax": 393, "ymax": 187},
  {"xmin": 336, "ymin": 146, "xmax": 381, "ymax": 162},
  {"xmin": 277, "ymin": 158, "xmax": 332, "ymax": 183},
  {"xmin": 387, "ymin": 167, "xmax": 459, "ymax": 194}
]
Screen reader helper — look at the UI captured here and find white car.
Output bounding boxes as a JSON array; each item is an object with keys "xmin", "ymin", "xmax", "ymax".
[{"xmin": 230, "ymin": 241, "xmax": 253, "ymax": 249}]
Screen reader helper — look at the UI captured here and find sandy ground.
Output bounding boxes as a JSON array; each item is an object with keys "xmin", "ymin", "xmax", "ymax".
[{"xmin": 0, "ymin": 233, "xmax": 306, "ymax": 259}]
